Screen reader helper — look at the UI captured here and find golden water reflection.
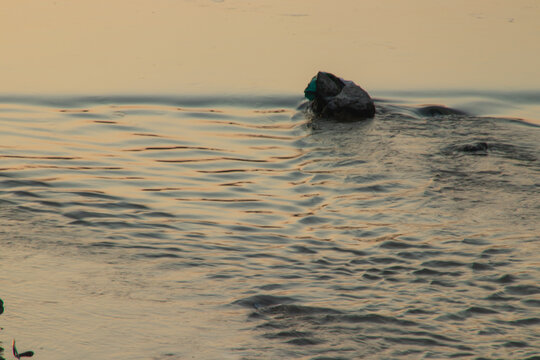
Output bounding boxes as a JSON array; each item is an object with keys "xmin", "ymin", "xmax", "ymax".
[{"xmin": 1, "ymin": 0, "xmax": 539, "ymax": 94}]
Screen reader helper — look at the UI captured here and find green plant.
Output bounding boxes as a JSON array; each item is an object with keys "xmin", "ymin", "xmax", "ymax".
[{"xmin": 0, "ymin": 299, "xmax": 34, "ymax": 359}]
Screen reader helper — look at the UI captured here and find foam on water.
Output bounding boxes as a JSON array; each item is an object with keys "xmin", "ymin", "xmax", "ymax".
[{"xmin": 0, "ymin": 94, "xmax": 539, "ymax": 359}]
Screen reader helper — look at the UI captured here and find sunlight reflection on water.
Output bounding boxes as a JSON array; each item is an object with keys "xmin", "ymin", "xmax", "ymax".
[
  {"xmin": 1, "ymin": 1, "xmax": 539, "ymax": 358},
  {"xmin": 1, "ymin": 0, "xmax": 539, "ymax": 93},
  {"xmin": 0, "ymin": 94, "xmax": 539, "ymax": 359}
]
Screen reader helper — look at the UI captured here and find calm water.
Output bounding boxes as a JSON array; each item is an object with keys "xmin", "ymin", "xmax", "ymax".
[{"xmin": 0, "ymin": 93, "xmax": 539, "ymax": 359}]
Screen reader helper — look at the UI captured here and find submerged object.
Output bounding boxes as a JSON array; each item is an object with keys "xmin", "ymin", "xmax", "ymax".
[
  {"xmin": 304, "ymin": 71, "xmax": 375, "ymax": 121},
  {"xmin": 415, "ymin": 105, "xmax": 467, "ymax": 117}
]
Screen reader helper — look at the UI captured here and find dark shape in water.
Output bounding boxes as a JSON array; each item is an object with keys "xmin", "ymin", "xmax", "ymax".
[
  {"xmin": 304, "ymin": 71, "xmax": 375, "ymax": 121},
  {"xmin": 0, "ymin": 299, "xmax": 3, "ymax": 315},
  {"xmin": 458, "ymin": 142, "xmax": 490, "ymax": 153},
  {"xmin": 415, "ymin": 105, "xmax": 467, "ymax": 117},
  {"xmin": 233, "ymin": 294, "xmax": 297, "ymax": 309}
]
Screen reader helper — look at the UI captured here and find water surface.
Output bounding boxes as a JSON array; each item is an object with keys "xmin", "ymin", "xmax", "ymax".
[
  {"xmin": 1, "ymin": 1, "xmax": 540, "ymax": 358},
  {"xmin": 1, "ymin": 0, "xmax": 539, "ymax": 93},
  {"xmin": 0, "ymin": 93, "xmax": 538, "ymax": 359}
]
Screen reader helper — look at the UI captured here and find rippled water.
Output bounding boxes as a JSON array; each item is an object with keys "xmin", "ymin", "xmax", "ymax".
[{"xmin": 0, "ymin": 94, "xmax": 539, "ymax": 360}]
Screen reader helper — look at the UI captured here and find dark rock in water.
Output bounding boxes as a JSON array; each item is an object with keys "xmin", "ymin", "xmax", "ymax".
[
  {"xmin": 304, "ymin": 71, "xmax": 375, "ymax": 122},
  {"xmin": 458, "ymin": 142, "xmax": 490, "ymax": 153}
]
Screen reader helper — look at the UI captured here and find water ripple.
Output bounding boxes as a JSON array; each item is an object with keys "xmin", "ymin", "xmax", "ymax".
[{"xmin": 0, "ymin": 95, "xmax": 539, "ymax": 359}]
